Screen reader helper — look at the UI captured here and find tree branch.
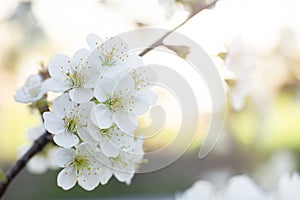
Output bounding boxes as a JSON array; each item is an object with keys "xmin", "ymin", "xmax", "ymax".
[
  {"xmin": 0, "ymin": 0, "xmax": 219, "ymax": 198},
  {"xmin": 0, "ymin": 131, "xmax": 52, "ymax": 199},
  {"xmin": 139, "ymin": 0, "xmax": 218, "ymax": 57}
]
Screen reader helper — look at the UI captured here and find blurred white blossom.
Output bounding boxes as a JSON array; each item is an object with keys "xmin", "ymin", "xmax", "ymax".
[
  {"xmin": 176, "ymin": 173, "xmax": 300, "ymax": 200},
  {"xmin": 19, "ymin": 125, "xmax": 59, "ymax": 174},
  {"xmin": 14, "ymin": 74, "xmax": 47, "ymax": 103}
]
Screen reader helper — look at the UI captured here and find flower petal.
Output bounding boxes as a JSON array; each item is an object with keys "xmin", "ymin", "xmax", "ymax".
[
  {"xmin": 100, "ymin": 139, "xmax": 119, "ymax": 158},
  {"xmin": 71, "ymin": 49, "xmax": 89, "ymax": 67},
  {"xmin": 57, "ymin": 166, "xmax": 77, "ymax": 190},
  {"xmin": 114, "ymin": 171, "xmax": 134, "ymax": 185},
  {"xmin": 77, "ymin": 167, "xmax": 101, "ymax": 191},
  {"xmin": 52, "ymin": 94, "xmax": 73, "ymax": 118},
  {"xmin": 55, "ymin": 148, "xmax": 75, "ymax": 168},
  {"xmin": 114, "ymin": 112, "xmax": 137, "ymax": 133},
  {"xmin": 43, "ymin": 78, "xmax": 71, "ymax": 93},
  {"xmin": 53, "ymin": 132, "xmax": 79, "ymax": 148},
  {"xmin": 48, "ymin": 54, "xmax": 71, "ymax": 80},
  {"xmin": 69, "ymin": 87, "xmax": 93, "ymax": 103},
  {"xmin": 91, "ymin": 104, "xmax": 113, "ymax": 129},
  {"xmin": 86, "ymin": 33, "xmax": 103, "ymax": 50},
  {"xmin": 94, "ymin": 78, "xmax": 115, "ymax": 102},
  {"xmin": 43, "ymin": 112, "xmax": 65, "ymax": 134}
]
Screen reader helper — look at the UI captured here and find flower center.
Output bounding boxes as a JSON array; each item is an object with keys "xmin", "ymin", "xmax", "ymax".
[
  {"xmin": 64, "ymin": 117, "xmax": 78, "ymax": 133},
  {"xmin": 104, "ymin": 97, "xmax": 123, "ymax": 111},
  {"xmin": 100, "ymin": 48, "xmax": 116, "ymax": 66},
  {"xmin": 74, "ymin": 155, "xmax": 90, "ymax": 170},
  {"xmin": 66, "ymin": 71, "xmax": 85, "ymax": 88},
  {"xmin": 28, "ymin": 85, "xmax": 42, "ymax": 97}
]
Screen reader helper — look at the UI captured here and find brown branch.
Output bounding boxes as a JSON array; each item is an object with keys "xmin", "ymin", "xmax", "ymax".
[
  {"xmin": 0, "ymin": 0, "xmax": 219, "ymax": 198},
  {"xmin": 139, "ymin": 0, "xmax": 219, "ymax": 57},
  {"xmin": 0, "ymin": 131, "xmax": 52, "ymax": 199}
]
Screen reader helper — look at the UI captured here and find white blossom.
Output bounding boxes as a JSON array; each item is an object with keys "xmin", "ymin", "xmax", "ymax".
[
  {"xmin": 45, "ymin": 49, "xmax": 99, "ymax": 103},
  {"xmin": 14, "ymin": 74, "xmax": 47, "ymax": 103},
  {"xmin": 87, "ymin": 122, "xmax": 134, "ymax": 157},
  {"xmin": 95, "ymin": 138, "xmax": 144, "ymax": 185},
  {"xmin": 176, "ymin": 173, "xmax": 300, "ymax": 200},
  {"xmin": 223, "ymin": 39, "xmax": 254, "ymax": 111},
  {"xmin": 92, "ymin": 73, "xmax": 157, "ymax": 133},
  {"xmin": 56, "ymin": 143, "xmax": 110, "ymax": 191},
  {"xmin": 86, "ymin": 34, "xmax": 143, "ymax": 79},
  {"xmin": 43, "ymin": 94, "xmax": 93, "ymax": 148}
]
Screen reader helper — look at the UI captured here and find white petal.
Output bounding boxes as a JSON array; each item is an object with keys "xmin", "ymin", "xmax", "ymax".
[
  {"xmin": 43, "ymin": 112, "xmax": 65, "ymax": 134},
  {"xmin": 135, "ymin": 88, "xmax": 157, "ymax": 105},
  {"xmin": 77, "ymin": 102, "xmax": 94, "ymax": 125},
  {"xmin": 55, "ymin": 148, "xmax": 75, "ymax": 168},
  {"xmin": 91, "ymin": 105, "xmax": 113, "ymax": 129},
  {"xmin": 52, "ymin": 94, "xmax": 73, "ymax": 118},
  {"xmin": 100, "ymin": 139, "xmax": 119, "ymax": 158},
  {"xmin": 99, "ymin": 168, "xmax": 113, "ymax": 185},
  {"xmin": 48, "ymin": 54, "xmax": 71, "ymax": 80},
  {"xmin": 86, "ymin": 33, "xmax": 103, "ymax": 50},
  {"xmin": 117, "ymin": 54, "xmax": 143, "ymax": 68},
  {"xmin": 27, "ymin": 156, "xmax": 48, "ymax": 174},
  {"xmin": 77, "ymin": 127, "xmax": 97, "ymax": 145},
  {"xmin": 53, "ymin": 132, "xmax": 79, "ymax": 148},
  {"xmin": 77, "ymin": 168, "xmax": 101, "ymax": 191},
  {"xmin": 84, "ymin": 66, "xmax": 101, "ymax": 88},
  {"xmin": 69, "ymin": 87, "xmax": 93, "ymax": 103},
  {"xmin": 114, "ymin": 171, "xmax": 134, "ymax": 185},
  {"xmin": 115, "ymin": 73, "xmax": 135, "ymax": 92},
  {"xmin": 114, "ymin": 112, "xmax": 137, "ymax": 133},
  {"xmin": 57, "ymin": 166, "xmax": 77, "ymax": 190},
  {"xmin": 71, "ymin": 49, "xmax": 89, "ymax": 67},
  {"xmin": 131, "ymin": 97, "xmax": 149, "ymax": 115},
  {"xmin": 43, "ymin": 78, "xmax": 71, "ymax": 93},
  {"xmin": 102, "ymin": 37, "xmax": 128, "ymax": 60},
  {"xmin": 94, "ymin": 78, "xmax": 115, "ymax": 102}
]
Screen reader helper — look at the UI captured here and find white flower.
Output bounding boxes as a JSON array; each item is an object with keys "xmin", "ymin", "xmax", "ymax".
[
  {"xmin": 55, "ymin": 143, "xmax": 110, "ymax": 191},
  {"xmin": 45, "ymin": 49, "xmax": 99, "ymax": 103},
  {"xmin": 19, "ymin": 125, "xmax": 59, "ymax": 174},
  {"xmin": 86, "ymin": 34, "xmax": 143, "ymax": 79},
  {"xmin": 95, "ymin": 139, "xmax": 144, "ymax": 185},
  {"xmin": 176, "ymin": 175, "xmax": 271, "ymax": 200},
  {"xmin": 14, "ymin": 74, "xmax": 47, "ymax": 103},
  {"xmin": 219, "ymin": 176, "xmax": 271, "ymax": 200},
  {"xmin": 87, "ymin": 122, "xmax": 134, "ymax": 157},
  {"xmin": 43, "ymin": 94, "xmax": 93, "ymax": 148},
  {"xmin": 223, "ymin": 39, "xmax": 254, "ymax": 111},
  {"xmin": 92, "ymin": 73, "xmax": 157, "ymax": 133},
  {"xmin": 175, "ymin": 181, "xmax": 216, "ymax": 200},
  {"xmin": 276, "ymin": 173, "xmax": 300, "ymax": 200}
]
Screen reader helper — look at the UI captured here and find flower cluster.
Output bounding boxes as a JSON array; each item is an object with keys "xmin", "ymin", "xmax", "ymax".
[
  {"xmin": 176, "ymin": 173, "xmax": 300, "ymax": 200},
  {"xmin": 14, "ymin": 34, "xmax": 157, "ymax": 190}
]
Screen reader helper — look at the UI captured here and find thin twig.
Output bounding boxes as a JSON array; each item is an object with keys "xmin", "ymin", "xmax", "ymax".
[
  {"xmin": 139, "ymin": 0, "xmax": 218, "ymax": 57},
  {"xmin": 0, "ymin": 0, "xmax": 218, "ymax": 198}
]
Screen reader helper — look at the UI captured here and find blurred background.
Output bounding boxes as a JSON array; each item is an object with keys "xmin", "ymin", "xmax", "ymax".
[{"xmin": 1, "ymin": 0, "xmax": 300, "ymax": 199}]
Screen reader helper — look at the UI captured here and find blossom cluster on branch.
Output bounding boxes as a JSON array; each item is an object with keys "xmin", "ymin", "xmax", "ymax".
[{"xmin": 14, "ymin": 33, "xmax": 157, "ymax": 191}]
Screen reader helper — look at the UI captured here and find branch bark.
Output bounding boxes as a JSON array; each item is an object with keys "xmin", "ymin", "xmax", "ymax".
[{"xmin": 0, "ymin": 131, "xmax": 52, "ymax": 199}]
